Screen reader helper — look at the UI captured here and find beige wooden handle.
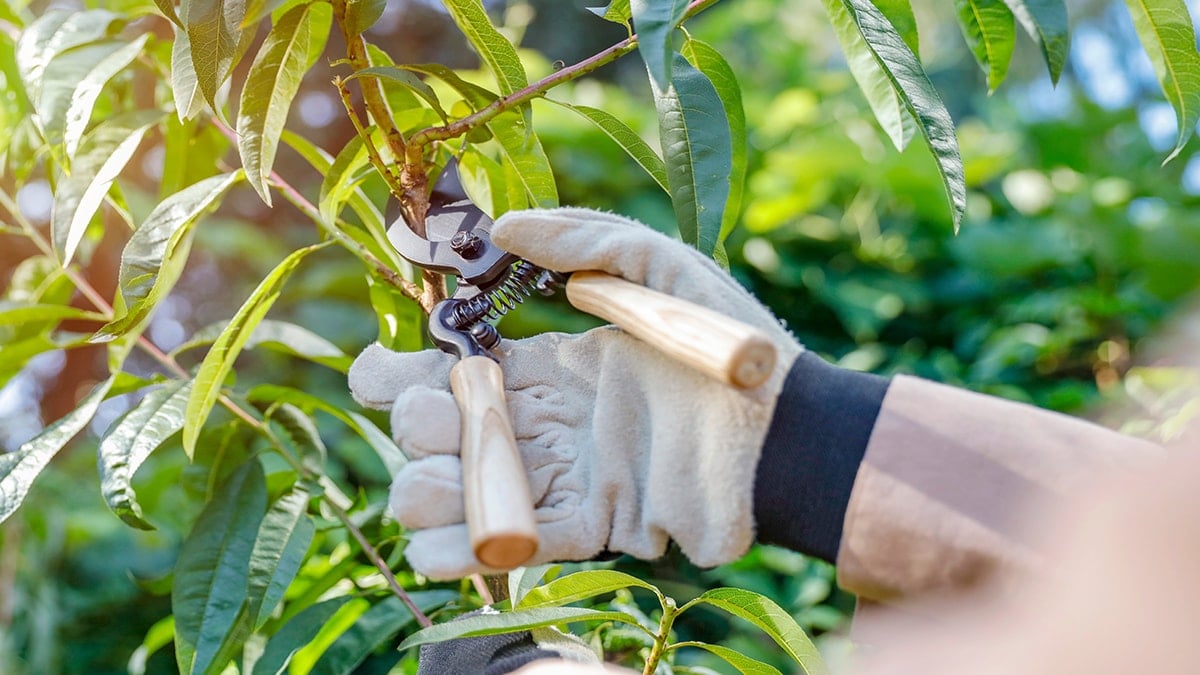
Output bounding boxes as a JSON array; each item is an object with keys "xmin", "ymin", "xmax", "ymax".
[
  {"xmin": 565, "ymin": 271, "xmax": 777, "ymax": 389},
  {"xmin": 450, "ymin": 356, "xmax": 538, "ymax": 569}
]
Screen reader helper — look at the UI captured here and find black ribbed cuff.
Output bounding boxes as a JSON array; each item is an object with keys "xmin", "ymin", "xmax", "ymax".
[{"xmin": 753, "ymin": 352, "xmax": 891, "ymax": 563}]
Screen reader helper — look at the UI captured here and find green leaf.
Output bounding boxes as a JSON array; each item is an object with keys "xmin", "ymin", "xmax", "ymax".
[
  {"xmin": 398, "ymin": 607, "xmax": 648, "ymax": 652},
  {"xmin": 652, "ymin": 53, "xmax": 731, "ymax": 255},
  {"xmin": 691, "ymin": 588, "xmax": 827, "ymax": 675},
  {"xmin": 824, "ymin": 0, "xmax": 915, "ymax": 150},
  {"xmin": 173, "ymin": 460, "xmax": 267, "ymax": 675},
  {"xmin": 348, "ymin": 66, "xmax": 450, "ymax": 122},
  {"xmin": 344, "ymin": 0, "xmax": 387, "ymax": 34},
  {"xmin": 459, "ymin": 145, "xmax": 520, "ymax": 217},
  {"xmin": 247, "ymin": 485, "xmax": 314, "ymax": 629},
  {"xmin": 1122, "ymin": 0, "xmax": 1200, "ymax": 161},
  {"xmin": 171, "ymin": 25, "xmax": 206, "ymax": 120},
  {"xmin": 1001, "ymin": 0, "xmax": 1069, "ymax": 84},
  {"xmin": 174, "ymin": 318, "xmax": 353, "ymax": 372},
  {"xmin": 16, "ymin": 9, "xmax": 123, "ymax": 101},
  {"xmin": 549, "ymin": 99, "xmax": 669, "ymax": 193},
  {"xmin": 238, "ymin": 2, "xmax": 332, "ymax": 204},
  {"xmin": 681, "ymin": 38, "xmax": 746, "ymax": 246},
  {"xmin": 0, "ymin": 303, "xmax": 106, "ymax": 328},
  {"xmin": 155, "ymin": 0, "xmax": 184, "ymax": 26},
  {"xmin": 52, "ymin": 110, "xmax": 162, "ymax": 265},
  {"xmin": 669, "ymin": 641, "xmax": 782, "ymax": 675},
  {"xmin": 0, "ymin": 377, "xmax": 115, "ymax": 525},
  {"xmin": 98, "ymin": 380, "xmax": 193, "ymax": 530},
  {"xmin": 251, "ymin": 597, "xmax": 352, "ymax": 675},
  {"xmin": 953, "ymin": 0, "xmax": 1016, "ymax": 93},
  {"xmin": 264, "ymin": 403, "xmax": 326, "ymax": 473},
  {"xmin": 507, "ymin": 564, "xmax": 557, "ymax": 606},
  {"xmin": 872, "ymin": 0, "xmax": 920, "ymax": 55},
  {"xmin": 589, "ymin": 0, "xmax": 633, "ymax": 26},
  {"xmin": 366, "ymin": 272, "xmax": 424, "ymax": 354},
  {"xmin": 36, "ymin": 34, "xmax": 149, "ymax": 157},
  {"xmin": 518, "ymin": 570, "xmax": 660, "ymax": 609},
  {"xmin": 319, "ymin": 135, "xmax": 371, "ymax": 228},
  {"xmin": 310, "ymin": 592, "xmax": 457, "ymax": 674},
  {"xmin": 631, "ymin": 0, "xmax": 689, "ymax": 90},
  {"xmin": 128, "ymin": 615, "xmax": 176, "ymax": 675},
  {"xmin": 442, "ymin": 0, "xmax": 528, "ymax": 97},
  {"xmin": 95, "ymin": 172, "xmax": 244, "ymax": 341},
  {"xmin": 825, "ymin": 0, "xmax": 966, "ymax": 231},
  {"xmin": 182, "ymin": 241, "xmax": 331, "ymax": 456},
  {"xmin": 184, "ymin": 0, "xmax": 249, "ymax": 117}
]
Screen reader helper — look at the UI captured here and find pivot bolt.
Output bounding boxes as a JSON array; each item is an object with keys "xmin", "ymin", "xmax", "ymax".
[{"xmin": 450, "ymin": 231, "xmax": 484, "ymax": 259}]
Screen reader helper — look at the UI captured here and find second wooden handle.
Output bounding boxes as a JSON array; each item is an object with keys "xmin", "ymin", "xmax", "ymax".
[
  {"xmin": 450, "ymin": 356, "xmax": 538, "ymax": 569},
  {"xmin": 565, "ymin": 271, "xmax": 777, "ymax": 389}
]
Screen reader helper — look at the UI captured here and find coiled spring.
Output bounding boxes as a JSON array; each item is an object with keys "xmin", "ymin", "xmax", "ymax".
[{"xmin": 450, "ymin": 260, "xmax": 556, "ymax": 329}]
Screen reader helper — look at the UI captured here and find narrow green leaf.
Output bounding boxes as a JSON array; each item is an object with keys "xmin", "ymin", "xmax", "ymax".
[
  {"xmin": 0, "ymin": 377, "xmax": 115, "ymax": 525},
  {"xmin": 171, "ymin": 25, "xmax": 206, "ymax": 120},
  {"xmin": 826, "ymin": 0, "xmax": 966, "ymax": 231},
  {"xmin": 36, "ymin": 34, "xmax": 149, "ymax": 157},
  {"xmin": 398, "ymin": 607, "xmax": 648, "ymax": 652},
  {"xmin": 52, "ymin": 110, "xmax": 162, "ymax": 265},
  {"xmin": 251, "ymin": 597, "xmax": 352, "ymax": 675},
  {"xmin": 589, "ymin": 0, "xmax": 633, "ymax": 26},
  {"xmin": 95, "ymin": 172, "xmax": 244, "ymax": 341},
  {"xmin": 185, "ymin": 0, "xmax": 248, "ymax": 116},
  {"xmin": 1122, "ymin": 0, "xmax": 1200, "ymax": 161},
  {"xmin": 174, "ymin": 318, "xmax": 353, "ymax": 372},
  {"xmin": 242, "ymin": 0, "xmax": 289, "ymax": 28},
  {"xmin": 311, "ymin": 592, "xmax": 457, "ymax": 674},
  {"xmin": 155, "ymin": 0, "xmax": 184, "ymax": 27},
  {"xmin": 319, "ymin": 135, "xmax": 371, "ymax": 228},
  {"xmin": 669, "ymin": 641, "xmax": 782, "ymax": 675},
  {"xmin": 681, "ymin": 38, "xmax": 746, "ymax": 245},
  {"xmin": 399, "ymin": 62, "xmax": 498, "ymax": 108},
  {"xmin": 824, "ymin": 0, "xmax": 915, "ymax": 150},
  {"xmin": 182, "ymin": 241, "xmax": 331, "ymax": 456},
  {"xmin": 518, "ymin": 570, "xmax": 660, "ymax": 609},
  {"xmin": 631, "ymin": 0, "xmax": 690, "ymax": 90},
  {"xmin": 954, "ymin": 0, "xmax": 1016, "ymax": 92},
  {"xmin": 128, "ymin": 616, "xmax": 176, "ymax": 675},
  {"xmin": 247, "ymin": 485, "xmax": 314, "ymax": 629},
  {"xmin": 237, "ymin": 2, "xmax": 331, "ymax": 204},
  {"xmin": 16, "ymin": 9, "xmax": 122, "ymax": 101},
  {"xmin": 365, "ymin": 273, "xmax": 423, "ymax": 354},
  {"xmin": 507, "ymin": 565, "xmax": 557, "ymax": 607},
  {"xmin": 442, "ymin": 0, "xmax": 528, "ymax": 97},
  {"xmin": 265, "ymin": 403, "xmax": 326, "ymax": 473},
  {"xmin": 692, "ymin": 588, "xmax": 827, "ymax": 675},
  {"xmin": 459, "ymin": 145, "xmax": 519, "ymax": 217},
  {"xmin": 98, "ymin": 380, "xmax": 192, "ymax": 530},
  {"xmin": 173, "ymin": 460, "xmax": 268, "ymax": 675},
  {"xmin": 872, "ymin": 0, "xmax": 920, "ymax": 55},
  {"xmin": 344, "ymin": 0, "xmax": 387, "ymax": 34},
  {"xmin": 348, "ymin": 66, "xmax": 450, "ymax": 122},
  {"xmin": 652, "ymin": 53, "xmax": 731, "ymax": 255},
  {"xmin": 0, "ymin": 303, "xmax": 106, "ymax": 328},
  {"xmin": 1001, "ymin": 0, "xmax": 1069, "ymax": 84},
  {"xmin": 549, "ymin": 99, "xmax": 669, "ymax": 193}
]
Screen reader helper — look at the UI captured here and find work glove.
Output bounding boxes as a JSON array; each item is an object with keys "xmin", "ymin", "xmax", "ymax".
[
  {"xmin": 415, "ymin": 609, "xmax": 604, "ymax": 675},
  {"xmin": 348, "ymin": 208, "xmax": 804, "ymax": 579}
]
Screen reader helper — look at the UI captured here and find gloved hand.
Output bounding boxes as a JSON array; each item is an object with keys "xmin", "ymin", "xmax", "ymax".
[
  {"xmin": 416, "ymin": 609, "xmax": 604, "ymax": 675},
  {"xmin": 348, "ymin": 208, "xmax": 804, "ymax": 579}
]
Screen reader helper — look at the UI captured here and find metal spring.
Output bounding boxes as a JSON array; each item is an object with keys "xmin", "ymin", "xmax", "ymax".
[{"xmin": 450, "ymin": 260, "xmax": 547, "ymax": 328}]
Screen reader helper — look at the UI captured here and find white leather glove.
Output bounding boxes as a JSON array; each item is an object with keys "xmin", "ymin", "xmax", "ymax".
[{"xmin": 348, "ymin": 208, "xmax": 804, "ymax": 579}]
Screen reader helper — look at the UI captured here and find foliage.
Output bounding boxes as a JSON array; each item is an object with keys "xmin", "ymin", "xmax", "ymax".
[{"xmin": 0, "ymin": 0, "xmax": 1198, "ymax": 672}]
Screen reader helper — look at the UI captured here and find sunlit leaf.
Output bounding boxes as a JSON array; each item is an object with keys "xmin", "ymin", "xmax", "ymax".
[
  {"xmin": 128, "ymin": 616, "xmax": 175, "ymax": 675},
  {"xmin": 36, "ymin": 34, "xmax": 149, "ymax": 157},
  {"xmin": 182, "ymin": 241, "xmax": 331, "ymax": 457},
  {"xmin": 319, "ymin": 135, "xmax": 371, "ymax": 228},
  {"xmin": 507, "ymin": 564, "xmax": 557, "ymax": 606},
  {"xmin": 1002, "ymin": 0, "xmax": 1069, "ymax": 84},
  {"xmin": 872, "ymin": 0, "xmax": 920, "ymax": 55},
  {"xmin": 824, "ymin": 0, "xmax": 966, "ymax": 231},
  {"xmin": 173, "ymin": 460, "xmax": 267, "ymax": 675},
  {"xmin": 154, "ymin": 0, "xmax": 183, "ymax": 26},
  {"xmin": 248, "ymin": 485, "xmax": 314, "ymax": 629},
  {"xmin": 691, "ymin": 588, "xmax": 827, "ymax": 675},
  {"xmin": 1122, "ymin": 0, "xmax": 1200, "ymax": 161},
  {"xmin": 0, "ymin": 377, "xmax": 115, "ymax": 525},
  {"xmin": 0, "ymin": 303, "xmax": 106, "ymax": 328},
  {"xmin": 171, "ymin": 25, "xmax": 206, "ymax": 120},
  {"xmin": 589, "ymin": 0, "xmax": 632, "ymax": 26},
  {"xmin": 398, "ymin": 607, "xmax": 649, "ymax": 652},
  {"xmin": 442, "ymin": 0, "xmax": 528, "ymax": 97},
  {"xmin": 98, "ymin": 380, "xmax": 192, "ymax": 530},
  {"xmin": 16, "ymin": 9, "xmax": 122, "ymax": 101},
  {"xmin": 631, "ymin": 0, "xmax": 689, "ymax": 90},
  {"xmin": 348, "ymin": 66, "xmax": 450, "ymax": 122},
  {"xmin": 652, "ymin": 53, "xmax": 731, "ymax": 255},
  {"xmin": 237, "ymin": 2, "xmax": 332, "ymax": 204},
  {"xmin": 251, "ymin": 597, "xmax": 352, "ymax": 675},
  {"xmin": 310, "ymin": 592, "xmax": 457, "ymax": 674},
  {"xmin": 669, "ymin": 641, "xmax": 782, "ymax": 675},
  {"xmin": 94, "ymin": 172, "xmax": 244, "ymax": 341},
  {"xmin": 52, "ymin": 110, "xmax": 162, "ymax": 265},
  {"xmin": 549, "ymin": 99, "xmax": 669, "ymax": 193},
  {"xmin": 459, "ymin": 145, "xmax": 519, "ymax": 217},
  {"xmin": 174, "ymin": 318, "xmax": 353, "ymax": 372},
  {"xmin": 344, "ymin": 0, "xmax": 387, "ymax": 34},
  {"xmin": 184, "ymin": 0, "xmax": 248, "ymax": 117},
  {"xmin": 518, "ymin": 570, "xmax": 660, "ymax": 609},
  {"xmin": 954, "ymin": 0, "xmax": 1016, "ymax": 93}
]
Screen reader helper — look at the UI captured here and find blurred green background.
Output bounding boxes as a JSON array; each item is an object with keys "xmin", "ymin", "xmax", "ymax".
[{"xmin": 2, "ymin": 0, "xmax": 1199, "ymax": 672}]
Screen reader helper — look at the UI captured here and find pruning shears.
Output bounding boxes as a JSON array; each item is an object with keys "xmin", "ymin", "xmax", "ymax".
[{"xmin": 387, "ymin": 182, "xmax": 777, "ymax": 570}]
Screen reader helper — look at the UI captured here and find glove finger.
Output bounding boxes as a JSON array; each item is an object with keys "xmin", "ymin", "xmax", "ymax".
[
  {"xmin": 392, "ymin": 386, "xmax": 461, "ymax": 458},
  {"xmin": 348, "ymin": 344, "xmax": 454, "ymax": 410},
  {"xmin": 390, "ymin": 456, "xmax": 464, "ymax": 529},
  {"xmin": 405, "ymin": 525, "xmax": 500, "ymax": 580}
]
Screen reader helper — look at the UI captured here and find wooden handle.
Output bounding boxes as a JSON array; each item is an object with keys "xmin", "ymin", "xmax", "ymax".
[
  {"xmin": 450, "ymin": 356, "xmax": 538, "ymax": 569},
  {"xmin": 565, "ymin": 271, "xmax": 777, "ymax": 389}
]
